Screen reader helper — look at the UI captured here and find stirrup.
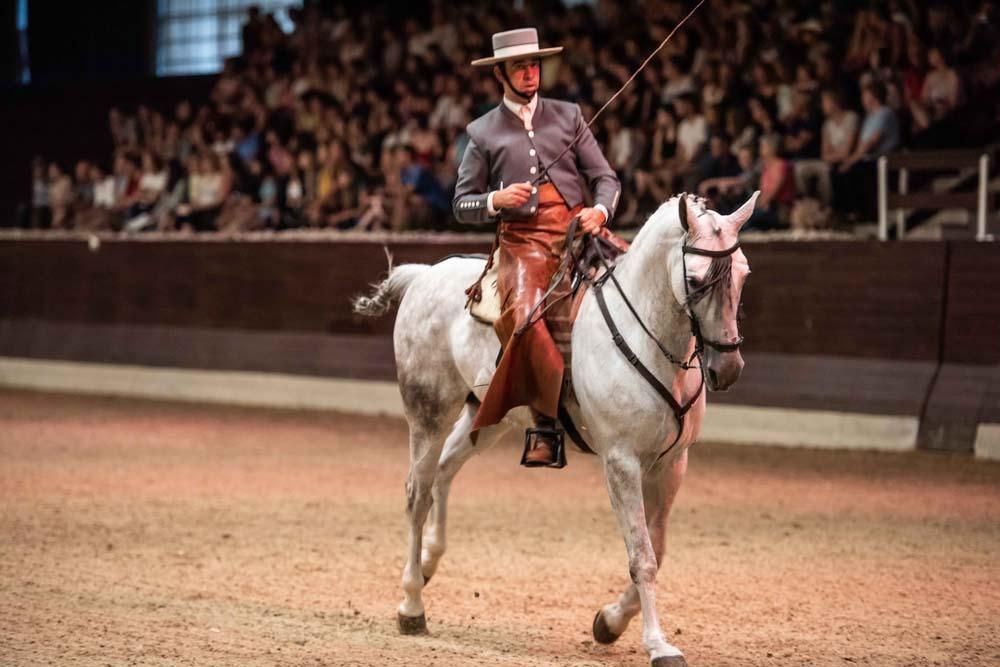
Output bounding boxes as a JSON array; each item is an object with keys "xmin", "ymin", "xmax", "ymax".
[{"xmin": 520, "ymin": 426, "xmax": 567, "ymax": 469}]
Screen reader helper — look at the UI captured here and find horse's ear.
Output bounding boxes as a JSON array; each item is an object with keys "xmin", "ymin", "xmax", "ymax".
[
  {"xmin": 678, "ymin": 193, "xmax": 689, "ymax": 232},
  {"xmin": 726, "ymin": 191, "xmax": 760, "ymax": 230}
]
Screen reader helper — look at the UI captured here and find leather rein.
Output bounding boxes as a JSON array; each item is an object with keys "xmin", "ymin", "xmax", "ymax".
[{"xmin": 588, "ymin": 203, "xmax": 743, "ymax": 460}]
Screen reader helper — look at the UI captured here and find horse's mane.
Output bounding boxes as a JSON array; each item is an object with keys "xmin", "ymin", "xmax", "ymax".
[
  {"xmin": 664, "ymin": 193, "xmax": 710, "ymax": 215},
  {"xmin": 632, "ymin": 193, "xmax": 711, "ymax": 247}
]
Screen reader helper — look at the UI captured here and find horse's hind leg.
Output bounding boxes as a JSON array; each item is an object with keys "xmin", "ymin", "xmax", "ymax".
[
  {"xmin": 422, "ymin": 398, "xmax": 509, "ymax": 585},
  {"xmin": 397, "ymin": 385, "xmax": 462, "ymax": 635},
  {"xmin": 594, "ymin": 450, "xmax": 688, "ymax": 645}
]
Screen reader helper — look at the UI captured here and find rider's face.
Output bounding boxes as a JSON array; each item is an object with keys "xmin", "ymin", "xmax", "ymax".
[{"xmin": 499, "ymin": 58, "xmax": 540, "ymax": 96}]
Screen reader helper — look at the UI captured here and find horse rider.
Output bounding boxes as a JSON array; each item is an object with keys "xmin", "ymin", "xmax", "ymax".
[{"xmin": 453, "ymin": 28, "xmax": 629, "ymax": 467}]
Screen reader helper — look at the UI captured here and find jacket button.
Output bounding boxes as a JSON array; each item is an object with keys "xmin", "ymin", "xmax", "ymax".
[
  {"xmin": 530, "ymin": 206, "xmax": 537, "ymax": 213},
  {"xmin": 532, "ymin": 187, "xmax": 537, "ymax": 194},
  {"xmin": 528, "ymin": 130, "xmax": 534, "ymax": 138},
  {"xmin": 530, "ymin": 166, "xmax": 537, "ymax": 174},
  {"xmin": 529, "ymin": 149, "xmax": 536, "ymax": 156}
]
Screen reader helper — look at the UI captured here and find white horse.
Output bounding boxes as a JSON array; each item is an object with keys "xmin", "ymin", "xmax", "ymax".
[{"xmin": 354, "ymin": 192, "xmax": 757, "ymax": 666}]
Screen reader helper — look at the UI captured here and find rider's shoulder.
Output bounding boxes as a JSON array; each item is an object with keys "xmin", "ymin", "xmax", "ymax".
[
  {"xmin": 466, "ymin": 105, "xmax": 505, "ymax": 139},
  {"xmin": 541, "ymin": 97, "xmax": 579, "ymax": 115},
  {"xmin": 543, "ymin": 97, "xmax": 582, "ymax": 116}
]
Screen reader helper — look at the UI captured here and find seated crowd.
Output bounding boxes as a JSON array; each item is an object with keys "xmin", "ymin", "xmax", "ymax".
[{"xmin": 26, "ymin": 0, "xmax": 1000, "ymax": 234}]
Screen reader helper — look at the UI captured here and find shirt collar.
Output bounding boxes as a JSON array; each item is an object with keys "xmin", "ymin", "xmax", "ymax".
[{"xmin": 502, "ymin": 93, "xmax": 538, "ymax": 119}]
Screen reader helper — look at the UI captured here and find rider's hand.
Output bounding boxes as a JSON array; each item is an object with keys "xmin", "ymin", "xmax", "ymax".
[
  {"xmin": 493, "ymin": 182, "xmax": 533, "ymax": 209},
  {"xmin": 578, "ymin": 207, "xmax": 607, "ymax": 234}
]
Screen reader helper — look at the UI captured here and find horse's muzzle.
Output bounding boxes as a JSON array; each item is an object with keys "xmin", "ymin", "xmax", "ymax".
[{"xmin": 704, "ymin": 349, "xmax": 744, "ymax": 392}]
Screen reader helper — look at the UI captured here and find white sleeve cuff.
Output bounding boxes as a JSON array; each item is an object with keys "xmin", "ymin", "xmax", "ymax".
[
  {"xmin": 486, "ymin": 191, "xmax": 498, "ymax": 216},
  {"xmin": 595, "ymin": 204, "xmax": 610, "ymax": 223}
]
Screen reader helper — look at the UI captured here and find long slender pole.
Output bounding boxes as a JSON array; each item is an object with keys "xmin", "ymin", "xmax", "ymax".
[
  {"xmin": 977, "ymin": 154, "xmax": 989, "ymax": 241},
  {"xmin": 877, "ymin": 156, "xmax": 889, "ymax": 241}
]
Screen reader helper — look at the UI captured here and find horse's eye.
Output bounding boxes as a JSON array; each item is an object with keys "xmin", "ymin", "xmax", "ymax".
[{"xmin": 687, "ymin": 277, "xmax": 702, "ymax": 289}]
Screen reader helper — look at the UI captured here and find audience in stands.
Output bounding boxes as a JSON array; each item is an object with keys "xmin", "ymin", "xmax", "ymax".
[{"xmin": 24, "ymin": 0, "xmax": 1000, "ymax": 234}]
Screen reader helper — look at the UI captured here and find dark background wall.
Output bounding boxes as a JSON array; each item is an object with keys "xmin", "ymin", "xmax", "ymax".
[
  {"xmin": 1, "ymin": 237, "xmax": 998, "ymax": 451},
  {"xmin": 25, "ymin": 0, "xmax": 155, "ymax": 85},
  {"xmin": 0, "ymin": 1, "xmax": 216, "ymax": 226}
]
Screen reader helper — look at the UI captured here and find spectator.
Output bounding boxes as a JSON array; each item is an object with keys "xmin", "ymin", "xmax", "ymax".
[
  {"xmin": 688, "ymin": 132, "xmax": 740, "ymax": 192},
  {"xmin": 606, "ymin": 114, "xmax": 640, "ymax": 183},
  {"xmin": 47, "ymin": 163, "xmax": 74, "ymax": 230},
  {"xmin": 859, "ymin": 47, "xmax": 902, "ymax": 110},
  {"xmin": 241, "ymin": 6, "xmax": 266, "ymax": 58},
  {"xmin": 843, "ymin": 82, "xmax": 900, "ymax": 168},
  {"xmin": 837, "ymin": 82, "xmax": 900, "ymax": 218},
  {"xmin": 746, "ymin": 134, "xmax": 795, "ymax": 230},
  {"xmin": 748, "ymin": 96, "xmax": 782, "ymax": 147},
  {"xmin": 178, "ymin": 153, "xmax": 228, "ymax": 232},
  {"xmin": 901, "ymin": 38, "xmax": 928, "ymax": 107},
  {"xmin": 672, "ymin": 94, "xmax": 708, "ymax": 178},
  {"xmin": 112, "ymin": 153, "xmax": 142, "ymax": 223},
  {"xmin": 661, "ymin": 56, "xmax": 695, "ymax": 105},
  {"xmin": 912, "ymin": 46, "xmax": 962, "ymax": 131},
  {"xmin": 72, "ymin": 160, "xmax": 93, "ymax": 212},
  {"xmin": 782, "ymin": 90, "xmax": 822, "ymax": 160},
  {"xmin": 395, "ymin": 144, "xmax": 449, "ymax": 230},
  {"xmin": 726, "ymin": 105, "xmax": 757, "ymax": 154},
  {"xmin": 310, "ymin": 140, "xmax": 361, "ymax": 228},
  {"xmin": 76, "ymin": 163, "xmax": 117, "ymax": 232},
  {"xmin": 35, "ymin": 1, "xmax": 1000, "ymax": 234},
  {"xmin": 626, "ymin": 106, "xmax": 677, "ymax": 223},
  {"xmin": 92, "ymin": 164, "xmax": 116, "ymax": 211},
  {"xmin": 699, "ymin": 144, "xmax": 759, "ymax": 212},
  {"xmin": 795, "ymin": 89, "xmax": 858, "ymax": 207},
  {"xmin": 124, "ymin": 152, "xmax": 168, "ymax": 231},
  {"xmin": 30, "ymin": 157, "xmax": 51, "ymax": 229},
  {"xmin": 700, "ymin": 62, "xmax": 727, "ymax": 108}
]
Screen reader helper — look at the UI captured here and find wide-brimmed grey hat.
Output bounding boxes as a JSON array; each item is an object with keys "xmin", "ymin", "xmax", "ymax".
[{"xmin": 470, "ymin": 28, "xmax": 563, "ymax": 67}]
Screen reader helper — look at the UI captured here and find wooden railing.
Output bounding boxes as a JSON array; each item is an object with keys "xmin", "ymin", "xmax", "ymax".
[{"xmin": 877, "ymin": 148, "xmax": 995, "ymax": 241}]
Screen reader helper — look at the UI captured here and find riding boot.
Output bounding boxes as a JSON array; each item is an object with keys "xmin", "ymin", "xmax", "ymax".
[{"xmin": 521, "ymin": 411, "xmax": 565, "ymax": 468}]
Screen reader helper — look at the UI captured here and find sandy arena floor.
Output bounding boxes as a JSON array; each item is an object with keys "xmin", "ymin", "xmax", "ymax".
[{"xmin": 1, "ymin": 389, "xmax": 998, "ymax": 666}]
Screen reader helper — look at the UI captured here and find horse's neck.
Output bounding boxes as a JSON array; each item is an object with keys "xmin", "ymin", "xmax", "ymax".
[{"xmin": 611, "ymin": 232, "xmax": 692, "ymax": 364}]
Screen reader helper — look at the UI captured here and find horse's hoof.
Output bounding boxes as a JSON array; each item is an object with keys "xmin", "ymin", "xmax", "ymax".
[
  {"xmin": 592, "ymin": 609, "xmax": 622, "ymax": 645},
  {"xmin": 397, "ymin": 612, "xmax": 427, "ymax": 635},
  {"xmin": 651, "ymin": 656, "xmax": 687, "ymax": 667}
]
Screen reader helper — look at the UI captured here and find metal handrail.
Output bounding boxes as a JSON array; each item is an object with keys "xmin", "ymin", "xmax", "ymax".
[{"xmin": 878, "ymin": 148, "xmax": 994, "ymax": 241}]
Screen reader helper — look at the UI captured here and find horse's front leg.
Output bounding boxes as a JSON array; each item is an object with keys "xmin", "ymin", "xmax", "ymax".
[
  {"xmin": 594, "ymin": 449, "xmax": 688, "ymax": 645},
  {"xmin": 603, "ymin": 449, "xmax": 687, "ymax": 667}
]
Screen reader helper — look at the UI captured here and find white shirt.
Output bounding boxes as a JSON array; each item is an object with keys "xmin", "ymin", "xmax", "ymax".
[
  {"xmin": 677, "ymin": 114, "xmax": 708, "ymax": 164},
  {"xmin": 487, "ymin": 94, "xmax": 608, "ymax": 222},
  {"xmin": 94, "ymin": 177, "xmax": 116, "ymax": 208},
  {"xmin": 140, "ymin": 171, "xmax": 167, "ymax": 195},
  {"xmin": 502, "ymin": 93, "xmax": 538, "ymax": 125}
]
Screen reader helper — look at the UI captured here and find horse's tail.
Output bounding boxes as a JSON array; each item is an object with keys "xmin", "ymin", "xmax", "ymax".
[{"xmin": 352, "ymin": 252, "xmax": 430, "ymax": 318}]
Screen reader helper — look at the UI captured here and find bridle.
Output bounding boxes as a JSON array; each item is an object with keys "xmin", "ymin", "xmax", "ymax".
[
  {"xmin": 590, "ymin": 195, "xmax": 744, "ymax": 459},
  {"xmin": 681, "ymin": 239, "xmax": 745, "ymax": 354}
]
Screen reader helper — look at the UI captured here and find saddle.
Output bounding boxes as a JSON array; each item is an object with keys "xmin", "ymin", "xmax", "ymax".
[
  {"xmin": 464, "ymin": 222, "xmax": 627, "ymax": 459},
  {"xmin": 466, "ymin": 225, "xmax": 623, "ymax": 358}
]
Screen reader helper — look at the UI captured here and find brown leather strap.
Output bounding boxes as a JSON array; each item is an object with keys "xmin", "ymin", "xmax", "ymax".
[{"xmin": 558, "ymin": 403, "xmax": 595, "ymax": 455}]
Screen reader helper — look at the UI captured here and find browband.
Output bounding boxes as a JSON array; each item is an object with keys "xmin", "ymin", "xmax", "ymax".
[{"xmin": 682, "ymin": 241, "xmax": 741, "ymax": 258}]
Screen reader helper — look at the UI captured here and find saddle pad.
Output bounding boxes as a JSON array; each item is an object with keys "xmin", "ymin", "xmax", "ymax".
[{"xmin": 468, "ymin": 249, "xmax": 583, "ymax": 379}]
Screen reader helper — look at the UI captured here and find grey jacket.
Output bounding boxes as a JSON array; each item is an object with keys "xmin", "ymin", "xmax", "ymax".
[{"xmin": 452, "ymin": 97, "xmax": 621, "ymax": 224}]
